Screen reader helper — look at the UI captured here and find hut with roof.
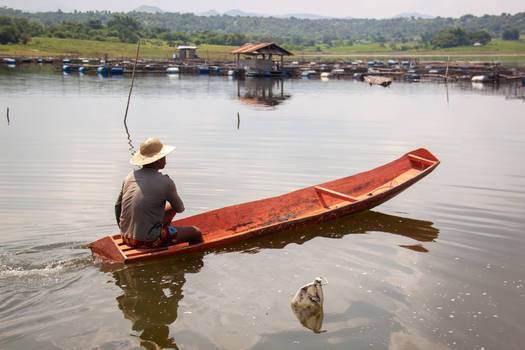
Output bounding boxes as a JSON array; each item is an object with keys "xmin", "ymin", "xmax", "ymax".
[
  {"xmin": 229, "ymin": 43, "xmax": 293, "ymax": 77},
  {"xmin": 177, "ymin": 45, "xmax": 198, "ymax": 60}
]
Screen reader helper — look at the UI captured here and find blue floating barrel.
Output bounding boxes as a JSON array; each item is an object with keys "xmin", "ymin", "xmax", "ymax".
[
  {"xmin": 301, "ymin": 70, "xmax": 315, "ymax": 78},
  {"xmin": 79, "ymin": 66, "xmax": 87, "ymax": 73},
  {"xmin": 110, "ymin": 67, "xmax": 123, "ymax": 75},
  {"xmin": 404, "ymin": 74, "xmax": 420, "ymax": 81},
  {"xmin": 522, "ymin": 78, "xmax": 525, "ymax": 87},
  {"xmin": 97, "ymin": 67, "xmax": 109, "ymax": 76},
  {"xmin": 197, "ymin": 66, "xmax": 210, "ymax": 74},
  {"xmin": 62, "ymin": 65, "xmax": 72, "ymax": 72}
]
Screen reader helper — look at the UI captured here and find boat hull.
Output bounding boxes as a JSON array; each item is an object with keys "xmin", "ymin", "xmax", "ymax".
[{"xmin": 89, "ymin": 148, "xmax": 439, "ymax": 263}]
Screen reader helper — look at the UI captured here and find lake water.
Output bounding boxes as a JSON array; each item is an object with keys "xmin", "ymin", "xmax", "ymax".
[{"xmin": 1, "ymin": 66, "xmax": 524, "ymax": 349}]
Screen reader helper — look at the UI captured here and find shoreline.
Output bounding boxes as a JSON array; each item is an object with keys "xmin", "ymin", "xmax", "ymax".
[{"xmin": 3, "ymin": 55, "xmax": 525, "ymax": 83}]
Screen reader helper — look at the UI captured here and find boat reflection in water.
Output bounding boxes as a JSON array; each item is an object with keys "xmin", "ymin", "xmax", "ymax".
[
  {"xmin": 235, "ymin": 78, "xmax": 291, "ymax": 108},
  {"xmin": 102, "ymin": 210, "xmax": 438, "ymax": 347},
  {"xmin": 217, "ymin": 209, "xmax": 439, "ymax": 255},
  {"xmin": 101, "ymin": 254, "xmax": 205, "ymax": 348}
]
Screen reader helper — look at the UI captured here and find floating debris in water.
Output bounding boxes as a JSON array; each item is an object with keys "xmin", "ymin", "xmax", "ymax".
[{"xmin": 291, "ymin": 277, "xmax": 327, "ymax": 333}]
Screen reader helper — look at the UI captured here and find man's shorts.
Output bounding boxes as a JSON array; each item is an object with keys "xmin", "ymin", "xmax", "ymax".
[{"xmin": 122, "ymin": 226, "xmax": 179, "ymax": 248}]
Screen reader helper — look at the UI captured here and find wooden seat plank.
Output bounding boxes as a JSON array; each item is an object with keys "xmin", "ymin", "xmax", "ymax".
[
  {"xmin": 315, "ymin": 186, "xmax": 359, "ymax": 202},
  {"xmin": 408, "ymin": 153, "xmax": 436, "ymax": 164}
]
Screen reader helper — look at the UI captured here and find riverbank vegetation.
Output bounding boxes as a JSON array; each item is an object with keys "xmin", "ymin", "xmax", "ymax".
[
  {"xmin": 2, "ymin": 36, "xmax": 525, "ymax": 62},
  {"xmin": 0, "ymin": 7, "xmax": 524, "ymax": 58}
]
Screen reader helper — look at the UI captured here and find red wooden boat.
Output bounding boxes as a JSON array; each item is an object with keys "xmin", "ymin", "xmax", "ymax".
[{"xmin": 89, "ymin": 148, "xmax": 439, "ymax": 263}]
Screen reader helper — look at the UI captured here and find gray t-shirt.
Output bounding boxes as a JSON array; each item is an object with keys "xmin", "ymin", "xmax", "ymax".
[{"xmin": 116, "ymin": 168, "xmax": 184, "ymax": 241}]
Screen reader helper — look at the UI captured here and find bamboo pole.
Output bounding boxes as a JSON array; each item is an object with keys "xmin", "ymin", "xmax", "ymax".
[{"xmin": 124, "ymin": 40, "xmax": 141, "ymax": 124}]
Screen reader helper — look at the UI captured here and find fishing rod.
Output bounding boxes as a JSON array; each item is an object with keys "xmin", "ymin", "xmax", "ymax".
[{"xmin": 124, "ymin": 40, "xmax": 141, "ymax": 153}]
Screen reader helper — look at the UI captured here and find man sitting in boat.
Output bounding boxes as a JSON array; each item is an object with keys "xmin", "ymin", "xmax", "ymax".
[{"xmin": 115, "ymin": 137, "xmax": 203, "ymax": 248}]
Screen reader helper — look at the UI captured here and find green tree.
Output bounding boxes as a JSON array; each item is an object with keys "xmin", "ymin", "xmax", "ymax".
[
  {"xmin": 0, "ymin": 25, "xmax": 20, "ymax": 44},
  {"xmin": 469, "ymin": 30, "xmax": 491, "ymax": 44},
  {"xmin": 107, "ymin": 15, "xmax": 142, "ymax": 31},
  {"xmin": 420, "ymin": 31, "xmax": 434, "ymax": 46},
  {"xmin": 431, "ymin": 28, "xmax": 469, "ymax": 48},
  {"xmin": 502, "ymin": 28, "xmax": 520, "ymax": 40},
  {"xmin": 107, "ymin": 15, "xmax": 142, "ymax": 43},
  {"xmin": 0, "ymin": 16, "xmax": 13, "ymax": 26},
  {"xmin": 86, "ymin": 19, "xmax": 103, "ymax": 30}
]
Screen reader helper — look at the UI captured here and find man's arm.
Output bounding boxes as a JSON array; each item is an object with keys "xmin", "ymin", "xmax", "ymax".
[
  {"xmin": 115, "ymin": 187, "xmax": 123, "ymax": 228},
  {"xmin": 166, "ymin": 176, "xmax": 185, "ymax": 213}
]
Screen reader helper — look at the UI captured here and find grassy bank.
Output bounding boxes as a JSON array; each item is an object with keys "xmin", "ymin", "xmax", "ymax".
[
  {"xmin": 0, "ymin": 37, "xmax": 237, "ymax": 60},
  {"xmin": 1, "ymin": 37, "xmax": 524, "ymax": 62}
]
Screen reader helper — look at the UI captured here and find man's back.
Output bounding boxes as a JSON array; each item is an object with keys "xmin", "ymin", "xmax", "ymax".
[{"xmin": 118, "ymin": 167, "xmax": 184, "ymax": 241}]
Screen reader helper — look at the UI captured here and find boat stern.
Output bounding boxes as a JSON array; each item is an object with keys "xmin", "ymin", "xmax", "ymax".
[{"xmin": 89, "ymin": 235, "xmax": 126, "ymax": 263}]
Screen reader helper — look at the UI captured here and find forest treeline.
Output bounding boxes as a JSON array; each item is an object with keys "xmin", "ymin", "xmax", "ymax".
[{"xmin": 0, "ymin": 7, "xmax": 523, "ymax": 48}]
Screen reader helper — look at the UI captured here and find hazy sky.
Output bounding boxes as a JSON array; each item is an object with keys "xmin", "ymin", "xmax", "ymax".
[{"xmin": 0, "ymin": 0, "xmax": 523, "ymax": 18}]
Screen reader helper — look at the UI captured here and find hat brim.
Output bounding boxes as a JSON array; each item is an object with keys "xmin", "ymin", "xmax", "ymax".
[{"xmin": 130, "ymin": 145, "xmax": 176, "ymax": 166}]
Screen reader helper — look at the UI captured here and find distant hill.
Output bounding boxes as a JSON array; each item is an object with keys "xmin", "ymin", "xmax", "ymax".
[
  {"xmin": 134, "ymin": 5, "xmax": 163, "ymax": 13},
  {"xmin": 199, "ymin": 9, "xmax": 220, "ymax": 16},
  {"xmin": 224, "ymin": 9, "xmax": 262, "ymax": 17},
  {"xmin": 199, "ymin": 8, "xmax": 332, "ymax": 19},
  {"xmin": 394, "ymin": 12, "xmax": 434, "ymax": 19},
  {"xmin": 278, "ymin": 13, "xmax": 331, "ymax": 19}
]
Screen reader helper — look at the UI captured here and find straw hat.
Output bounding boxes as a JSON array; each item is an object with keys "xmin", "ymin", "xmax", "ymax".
[{"xmin": 130, "ymin": 137, "xmax": 176, "ymax": 166}]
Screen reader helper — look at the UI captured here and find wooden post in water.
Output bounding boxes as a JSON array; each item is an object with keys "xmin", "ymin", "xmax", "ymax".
[
  {"xmin": 6, "ymin": 107, "xmax": 9, "ymax": 125},
  {"xmin": 445, "ymin": 56, "xmax": 450, "ymax": 81}
]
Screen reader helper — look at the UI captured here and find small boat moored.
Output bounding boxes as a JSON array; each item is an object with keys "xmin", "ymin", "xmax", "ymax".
[
  {"xmin": 4, "ymin": 58, "xmax": 16, "ymax": 65},
  {"xmin": 89, "ymin": 148, "xmax": 440, "ymax": 263}
]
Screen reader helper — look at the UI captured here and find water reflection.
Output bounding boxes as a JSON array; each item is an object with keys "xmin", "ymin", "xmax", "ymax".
[
  {"xmin": 456, "ymin": 80, "xmax": 525, "ymax": 100},
  {"xmin": 123, "ymin": 117, "xmax": 136, "ymax": 156},
  {"xmin": 235, "ymin": 78, "xmax": 291, "ymax": 108},
  {"xmin": 292, "ymin": 302, "xmax": 324, "ymax": 333},
  {"xmin": 291, "ymin": 277, "xmax": 326, "ymax": 333},
  {"xmin": 217, "ymin": 210, "xmax": 439, "ymax": 255},
  {"xmin": 101, "ymin": 254, "xmax": 204, "ymax": 349},
  {"xmin": 99, "ymin": 210, "xmax": 437, "ymax": 348}
]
